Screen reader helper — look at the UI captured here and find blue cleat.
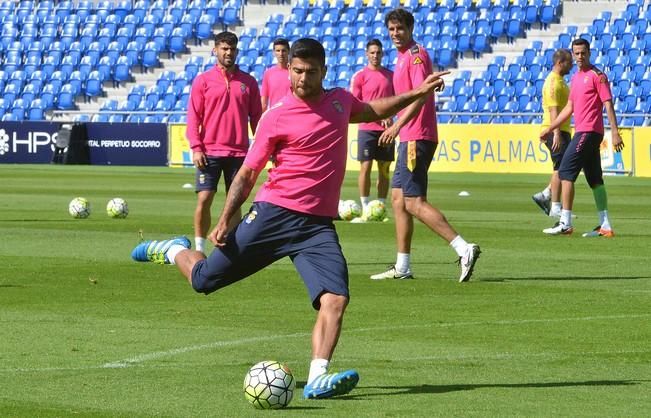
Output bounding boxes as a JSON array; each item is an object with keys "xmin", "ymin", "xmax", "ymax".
[
  {"xmin": 131, "ymin": 236, "xmax": 191, "ymax": 264},
  {"xmin": 303, "ymin": 370, "xmax": 359, "ymax": 399}
]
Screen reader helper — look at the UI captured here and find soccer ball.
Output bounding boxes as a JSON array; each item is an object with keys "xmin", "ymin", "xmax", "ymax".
[
  {"xmin": 68, "ymin": 197, "xmax": 90, "ymax": 219},
  {"xmin": 243, "ymin": 361, "xmax": 295, "ymax": 409},
  {"xmin": 338, "ymin": 199, "xmax": 362, "ymax": 221},
  {"xmin": 364, "ymin": 199, "xmax": 387, "ymax": 221},
  {"xmin": 106, "ymin": 198, "xmax": 129, "ymax": 219}
]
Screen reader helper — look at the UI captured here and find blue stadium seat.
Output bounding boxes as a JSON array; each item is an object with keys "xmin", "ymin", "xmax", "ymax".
[
  {"xmin": 40, "ymin": 84, "xmax": 58, "ymax": 108},
  {"xmin": 28, "ymin": 98, "xmax": 45, "ymax": 120},
  {"xmin": 57, "ymin": 84, "xmax": 77, "ymax": 110},
  {"xmin": 85, "ymin": 71, "xmax": 104, "ymax": 99},
  {"xmin": 109, "ymin": 114, "xmax": 125, "ymax": 123},
  {"xmin": 113, "ymin": 56, "xmax": 131, "ymax": 83},
  {"xmin": 115, "ymin": 27, "xmax": 135, "ymax": 50},
  {"xmin": 206, "ymin": 0, "xmax": 224, "ymax": 24},
  {"xmin": 223, "ymin": 5, "xmax": 241, "ymax": 28},
  {"xmin": 169, "ymin": 27, "xmax": 187, "ymax": 56},
  {"xmin": 540, "ymin": 5, "xmax": 556, "ymax": 28},
  {"xmin": 196, "ymin": 14, "xmax": 216, "ymax": 42},
  {"xmin": 100, "ymin": 99, "xmax": 118, "ymax": 112}
]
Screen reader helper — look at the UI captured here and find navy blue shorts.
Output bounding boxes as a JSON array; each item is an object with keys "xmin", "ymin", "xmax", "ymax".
[
  {"xmin": 191, "ymin": 202, "xmax": 349, "ymax": 310},
  {"xmin": 195, "ymin": 156, "xmax": 244, "ymax": 192},
  {"xmin": 391, "ymin": 140, "xmax": 437, "ymax": 197},
  {"xmin": 542, "ymin": 131, "xmax": 571, "ymax": 171},
  {"xmin": 357, "ymin": 130, "xmax": 395, "ymax": 162},
  {"xmin": 558, "ymin": 131, "xmax": 604, "ymax": 187}
]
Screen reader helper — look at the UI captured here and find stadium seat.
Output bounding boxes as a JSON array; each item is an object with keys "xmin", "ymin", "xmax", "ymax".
[
  {"xmin": 223, "ymin": 6, "xmax": 240, "ymax": 29},
  {"xmin": 196, "ymin": 15, "xmax": 216, "ymax": 43},
  {"xmin": 169, "ymin": 27, "xmax": 187, "ymax": 56},
  {"xmin": 113, "ymin": 56, "xmax": 131, "ymax": 84},
  {"xmin": 109, "ymin": 114, "xmax": 125, "ymax": 123},
  {"xmin": 142, "ymin": 42, "xmax": 161, "ymax": 71},
  {"xmin": 28, "ymin": 98, "xmax": 45, "ymax": 120},
  {"xmin": 57, "ymin": 84, "xmax": 77, "ymax": 110},
  {"xmin": 540, "ymin": 5, "xmax": 556, "ymax": 28},
  {"xmin": 85, "ymin": 71, "xmax": 104, "ymax": 99}
]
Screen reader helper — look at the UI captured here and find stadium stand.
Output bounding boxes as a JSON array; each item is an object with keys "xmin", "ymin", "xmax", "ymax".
[{"xmin": 0, "ymin": 0, "xmax": 648, "ymax": 125}]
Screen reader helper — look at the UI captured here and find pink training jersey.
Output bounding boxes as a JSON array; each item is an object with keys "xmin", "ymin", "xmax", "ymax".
[
  {"xmin": 393, "ymin": 41, "xmax": 437, "ymax": 143},
  {"xmin": 186, "ymin": 65, "xmax": 262, "ymax": 157},
  {"xmin": 569, "ymin": 66, "xmax": 612, "ymax": 134},
  {"xmin": 244, "ymin": 89, "xmax": 366, "ymax": 218},
  {"xmin": 350, "ymin": 66, "xmax": 394, "ymax": 131},
  {"xmin": 261, "ymin": 65, "xmax": 291, "ymax": 109}
]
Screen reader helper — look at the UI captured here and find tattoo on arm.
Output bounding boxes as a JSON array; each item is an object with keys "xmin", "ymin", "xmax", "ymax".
[{"xmin": 221, "ymin": 169, "xmax": 258, "ymax": 221}]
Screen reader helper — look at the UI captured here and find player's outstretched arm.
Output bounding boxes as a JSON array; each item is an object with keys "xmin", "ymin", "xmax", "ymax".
[
  {"xmin": 209, "ymin": 165, "xmax": 260, "ymax": 247},
  {"xmin": 350, "ymin": 71, "xmax": 450, "ymax": 124}
]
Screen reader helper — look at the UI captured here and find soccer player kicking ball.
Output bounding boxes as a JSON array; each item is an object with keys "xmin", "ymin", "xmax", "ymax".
[
  {"xmin": 540, "ymin": 39, "xmax": 623, "ymax": 237},
  {"xmin": 132, "ymin": 39, "xmax": 449, "ymax": 400}
]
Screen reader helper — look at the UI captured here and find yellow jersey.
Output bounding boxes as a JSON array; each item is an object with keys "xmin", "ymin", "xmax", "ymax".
[{"xmin": 541, "ymin": 71, "xmax": 571, "ymax": 133}]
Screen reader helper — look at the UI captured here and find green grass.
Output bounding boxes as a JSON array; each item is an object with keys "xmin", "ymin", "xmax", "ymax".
[{"xmin": 1, "ymin": 164, "xmax": 650, "ymax": 417}]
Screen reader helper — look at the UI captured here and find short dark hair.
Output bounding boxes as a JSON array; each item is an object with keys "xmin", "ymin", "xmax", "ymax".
[
  {"xmin": 384, "ymin": 8, "xmax": 414, "ymax": 30},
  {"xmin": 552, "ymin": 48, "xmax": 571, "ymax": 64},
  {"xmin": 214, "ymin": 31, "xmax": 238, "ymax": 47},
  {"xmin": 571, "ymin": 38, "xmax": 590, "ymax": 50},
  {"xmin": 273, "ymin": 38, "xmax": 290, "ymax": 48},
  {"xmin": 366, "ymin": 39, "xmax": 383, "ymax": 50},
  {"xmin": 289, "ymin": 38, "xmax": 326, "ymax": 67}
]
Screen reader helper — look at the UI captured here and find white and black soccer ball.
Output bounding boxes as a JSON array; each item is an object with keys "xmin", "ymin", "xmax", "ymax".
[
  {"xmin": 68, "ymin": 197, "xmax": 90, "ymax": 219},
  {"xmin": 364, "ymin": 199, "xmax": 387, "ymax": 221},
  {"xmin": 243, "ymin": 360, "xmax": 295, "ymax": 409},
  {"xmin": 106, "ymin": 197, "xmax": 129, "ymax": 219},
  {"xmin": 338, "ymin": 199, "xmax": 362, "ymax": 221}
]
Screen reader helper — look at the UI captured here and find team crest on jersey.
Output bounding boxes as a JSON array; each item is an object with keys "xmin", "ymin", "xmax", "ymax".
[
  {"xmin": 599, "ymin": 74, "xmax": 607, "ymax": 84},
  {"xmin": 332, "ymin": 100, "xmax": 343, "ymax": 113},
  {"xmin": 245, "ymin": 210, "xmax": 257, "ymax": 224},
  {"xmin": 240, "ymin": 83, "xmax": 247, "ymax": 92},
  {"xmin": 413, "ymin": 56, "xmax": 423, "ymax": 65}
]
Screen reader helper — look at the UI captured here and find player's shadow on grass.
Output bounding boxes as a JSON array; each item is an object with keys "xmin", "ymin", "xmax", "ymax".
[
  {"xmin": 357, "ymin": 379, "xmax": 640, "ymax": 397},
  {"xmin": 481, "ymin": 275, "xmax": 651, "ymax": 282}
]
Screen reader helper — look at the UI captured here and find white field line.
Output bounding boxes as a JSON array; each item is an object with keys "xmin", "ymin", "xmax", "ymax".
[{"xmin": 1, "ymin": 314, "xmax": 649, "ymax": 374}]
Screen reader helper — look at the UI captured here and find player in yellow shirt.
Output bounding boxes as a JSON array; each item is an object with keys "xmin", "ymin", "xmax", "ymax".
[{"xmin": 532, "ymin": 49, "xmax": 573, "ymax": 218}]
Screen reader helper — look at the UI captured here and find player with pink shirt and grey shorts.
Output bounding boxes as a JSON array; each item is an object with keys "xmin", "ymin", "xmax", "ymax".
[{"xmin": 131, "ymin": 38, "xmax": 449, "ymax": 400}]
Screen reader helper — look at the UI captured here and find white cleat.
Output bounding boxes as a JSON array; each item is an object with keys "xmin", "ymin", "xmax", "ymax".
[
  {"xmin": 370, "ymin": 265, "xmax": 413, "ymax": 280},
  {"xmin": 459, "ymin": 244, "xmax": 481, "ymax": 283},
  {"xmin": 542, "ymin": 222, "xmax": 574, "ymax": 235}
]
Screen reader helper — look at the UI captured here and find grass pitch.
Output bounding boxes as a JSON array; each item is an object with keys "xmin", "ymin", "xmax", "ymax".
[{"xmin": 1, "ymin": 164, "xmax": 650, "ymax": 417}]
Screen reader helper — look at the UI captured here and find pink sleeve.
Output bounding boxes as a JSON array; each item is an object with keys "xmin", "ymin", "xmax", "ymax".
[
  {"xmin": 260, "ymin": 70, "xmax": 269, "ymax": 99},
  {"xmin": 244, "ymin": 111, "xmax": 277, "ymax": 172},
  {"xmin": 596, "ymin": 73, "xmax": 612, "ymax": 103},
  {"xmin": 350, "ymin": 71, "xmax": 363, "ymax": 99},
  {"xmin": 185, "ymin": 75, "xmax": 205, "ymax": 152},
  {"xmin": 248, "ymin": 79, "xmax": 263, "ymax": 134}
]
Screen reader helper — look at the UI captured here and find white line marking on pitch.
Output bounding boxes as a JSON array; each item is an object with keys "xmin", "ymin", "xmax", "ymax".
[
  {"xmin": 1, "ymin": 314, "xmax": 649, "ymax": 373},
  {"xmin": 102, "ymin": 333, "xmax": 311, "ymax": 368}
]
